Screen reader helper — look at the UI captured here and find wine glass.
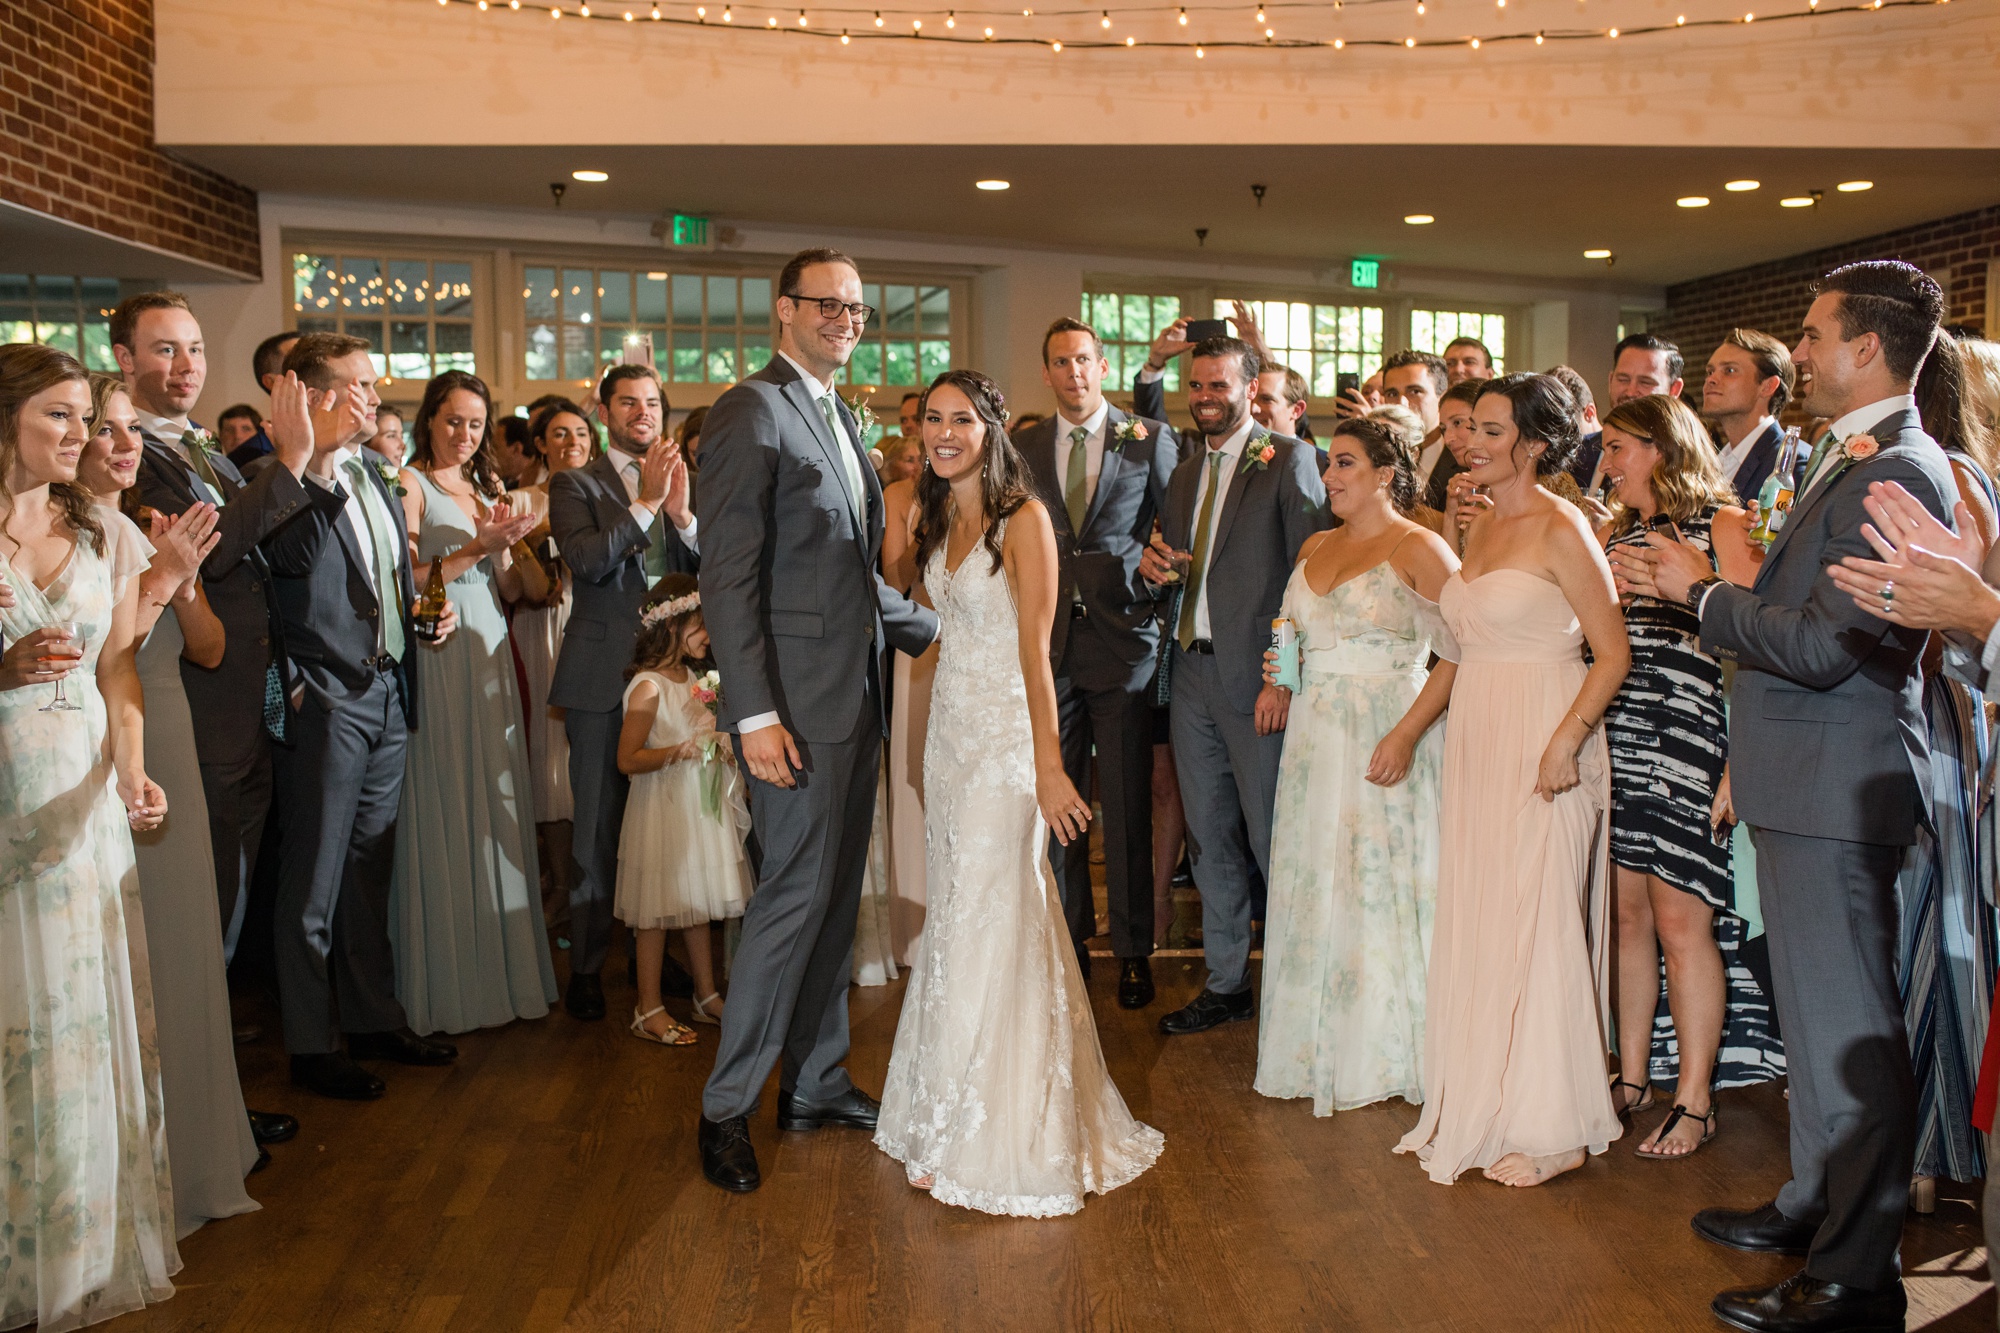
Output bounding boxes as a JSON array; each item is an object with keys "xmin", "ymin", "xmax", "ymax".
[{"xmin": 39, "ymin": 621, "xmax": 83, "ymax": 713}]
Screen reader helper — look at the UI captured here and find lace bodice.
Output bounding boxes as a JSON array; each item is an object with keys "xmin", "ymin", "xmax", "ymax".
[{"xmin": 923, "ymin": 528, "xmax": 1032, "ymax": 777}]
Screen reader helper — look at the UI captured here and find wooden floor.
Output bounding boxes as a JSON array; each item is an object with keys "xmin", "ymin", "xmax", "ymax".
[{"xmin": 119, "ymin": 955, "xmax": 1993, "ymax": 1333}]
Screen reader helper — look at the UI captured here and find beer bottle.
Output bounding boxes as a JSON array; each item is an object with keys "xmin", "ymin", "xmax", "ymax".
[{"xmin": 414, "ymin": 555, "xmax": 447, "ymax": 641}]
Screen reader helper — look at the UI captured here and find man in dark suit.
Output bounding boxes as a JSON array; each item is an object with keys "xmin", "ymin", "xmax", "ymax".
[
  {"xmin": 1702, "ymin": 327, "xmax": 1806, "ymax": 504},
  {"xmin": 1014, "ymin": 317, "xmax": 1180, "ymax": 1009},
  {"xmin": 1139, "ymin": 336, "xmax": 1331, "ymax": 1036},
  {"xmin": 547, "ymin": 363, "xmax": 698, "ymax": 1021},
  {"xmin": 263, "ymin": 332, "xmax": 462, "ymax": 1101},
  {"xmin": 1571, "ymin": 333, "xmax": 1686, "ymax": 491},
  {"xmin": 1625, "ymin": 261, "xmax": 1955, "ymax": 1333},
  {"xmin": 696, "ymin": 248, "xmax": 938, "ymax": 1193}
]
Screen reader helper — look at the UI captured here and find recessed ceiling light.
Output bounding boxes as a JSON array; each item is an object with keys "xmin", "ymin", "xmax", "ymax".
[
  {"xmin": 1404, "ymin": 213, "xmax": 1435, "ymax": 225},
  {"xmin": 1725, "ymin": 179, "xmax": 1760, "ymax": 192},
  {"xmin": 1780, "ymin": 196, "xmax": 1816, "ymax": 208},
  {"xmin": 571, "ymin": 169, "xmax": 609, "ymax": 182},
  {"xmin": 1583, "ymin": 248, "xmax": 1613, "ymax": 259},
  {"xmin": 1677, "ymin": 196, "xmax": 1710, "ymax": 208},
  {"xmin": 975, "ymin": 179, "xmax": 1011, "ymax": 191},
  {"xmin": 1837, "ymin": 180, "xmax": 1874, "ymax": 192}
]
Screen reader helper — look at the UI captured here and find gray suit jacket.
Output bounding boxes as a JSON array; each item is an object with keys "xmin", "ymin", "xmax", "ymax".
[
  {"xmin": 547, "ymin": 450, "xmax": 699, "ymax": 714},
  {"xmin": 134, "ymin": 427, "xmax": 311, "ymax": 764},
  {"xmin": 1160, "ymin": 426, "xmax": 1332, "ymax": 713},
  {"xmin": 699, "ymin": 356, "xmax": 936, "ymax": 743},
  {"xmin": 1016, "ymin": 406, "xmax": 1183, "ymax": 692},
  {"xmin": 1700, "ymin": 406, "xmax": 1955, "ymax": 845}
]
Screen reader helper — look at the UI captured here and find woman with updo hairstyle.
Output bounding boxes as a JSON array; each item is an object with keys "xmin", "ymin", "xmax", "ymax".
[
  {"xmin": 1594, "ymin": 392, "xmax": 1780, "ymax": 1161},
  {"xmin": 1253, "ymin": 413, "xmax": 1461, "ymax": 1115},
  {"xmin": 1395, "ymin": 371, "xmax": 1633, "ymax": 1188}
]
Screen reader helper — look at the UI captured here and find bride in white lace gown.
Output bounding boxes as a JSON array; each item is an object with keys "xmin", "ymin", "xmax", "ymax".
[{"xmin": 874, "ymin": 371, "xmax": 1165, "ymax": 1218}]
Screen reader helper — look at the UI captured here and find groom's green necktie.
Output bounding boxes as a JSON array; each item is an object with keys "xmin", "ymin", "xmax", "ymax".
[
  {"xmin": 1177, "ymin": 451, "xmax": 1227, "ymax": 650},
  {"xmin": 1064, "ymin": 425, "xmax": 1091, "ymax": 533},
  {"xmin": 1798, "ymin": 428, "xmax": 1842, "ymax": 498}
]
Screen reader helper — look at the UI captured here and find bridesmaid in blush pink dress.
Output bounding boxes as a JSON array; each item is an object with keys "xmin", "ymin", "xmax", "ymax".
[{"xmin": 1396, "ymin": 372, "xmax": 1632, "ymax": 1188}]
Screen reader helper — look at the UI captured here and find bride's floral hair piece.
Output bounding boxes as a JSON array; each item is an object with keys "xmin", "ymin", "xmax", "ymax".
[{"xmin": 628, "ymin": 573, "xmax": 706, "ymax": 679}]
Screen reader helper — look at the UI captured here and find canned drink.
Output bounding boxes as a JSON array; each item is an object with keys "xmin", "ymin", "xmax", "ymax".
[{"xmin": 1270, "ymin": 616, "xmax": 1301, "ymax": 691}]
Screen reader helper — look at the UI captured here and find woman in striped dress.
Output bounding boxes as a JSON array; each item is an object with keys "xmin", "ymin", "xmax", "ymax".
[{"xmin": 1599, "ymin": 394, "xmax": 1783, "ymax": 1160}]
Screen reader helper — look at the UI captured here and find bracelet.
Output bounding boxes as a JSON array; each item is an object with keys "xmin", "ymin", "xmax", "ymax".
[{"xmin": 1569, "ymin": 709, "xmax": 1595, "ymax": 732}]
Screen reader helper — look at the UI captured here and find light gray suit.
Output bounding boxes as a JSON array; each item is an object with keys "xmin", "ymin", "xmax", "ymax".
[
  {"xmin": 699, "ymin": 357, "xmax": 937, "ymax": 1121},
  {"xmin": 1159, "ymin": 426, "xmax": 1330, "ymax": 996},
  {"xmin": 1699, "ymin": 405, "xmax": 1954, "ymax": 1291}
]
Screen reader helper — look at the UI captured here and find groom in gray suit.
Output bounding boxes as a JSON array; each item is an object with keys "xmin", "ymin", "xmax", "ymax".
[
  {"xmin": 696, "ymin": 248, "xmax": 939, "ymax": 1192},
  {"xmin": 1630, "ymin": 261, "xmax": 1955, "ymax": 1333},
  {"xmin": 1139, "ymin": 336, "xmax": 1330, "ymax": 1036}
]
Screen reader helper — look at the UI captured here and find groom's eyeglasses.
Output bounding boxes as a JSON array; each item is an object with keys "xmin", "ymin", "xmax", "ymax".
[{"xmin": 785, "ymin": 293, "xmax": 876, "ymax": 324}]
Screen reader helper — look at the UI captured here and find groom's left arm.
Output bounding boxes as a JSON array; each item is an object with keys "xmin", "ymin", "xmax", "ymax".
[{"xmin": 876, "ymin": 572, "xmax": 938, "ymax": 656}]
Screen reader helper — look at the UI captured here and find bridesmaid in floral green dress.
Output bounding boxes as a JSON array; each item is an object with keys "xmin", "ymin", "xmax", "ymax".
[{"xmin": 0, "ymin": 343, "xmax": 176, "ymax": 1331}]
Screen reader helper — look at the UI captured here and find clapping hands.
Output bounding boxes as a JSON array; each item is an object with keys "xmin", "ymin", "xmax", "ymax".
[
  {"xmin": 1827, "ymin": 480, "xmax": 1996, "ymax": 634},
  {"xmin": 147, "ymin": 502, "xmax": 221, "ymax": 597}
]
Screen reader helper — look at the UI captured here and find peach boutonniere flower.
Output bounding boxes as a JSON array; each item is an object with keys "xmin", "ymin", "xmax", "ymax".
[
  {"xmin": 1240, "ymin": 438, "xmax": 1278, "ymax": 472},
  {"xmin": 1114, "ymin": 418, "xmax": 1149, "ymax": 445},
  {"xmin": 1841, "ymin": 433, "xmax": 1880, "ymax": 463}
]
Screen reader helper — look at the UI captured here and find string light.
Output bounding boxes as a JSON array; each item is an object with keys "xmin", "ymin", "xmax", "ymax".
[
  {"xmin": 1534, "ymin": 29, "xmax": 1543, "ymax": 40},
  {"xmin": 549, "ymin": 7, "xmax": 560, "ymax": 17},
  {"xmin": 1333, "ymin": 36, "xmax": 1343, "ymax": 46},
  {"xmin": 1255, "ymin": 5, "xmax": 1265, "ymax": 18},
  {"xmin": 720, "ymin": 5, "xmax": 730, "ymax": 19},
  {"xmin": 983, "ymin": 24, "xmax": 993, "ymax": 34},
  {"xmin": 798, "ymin": 7, "xmax": 807, "ymax": 20},
  {"xmin": 1415, "ymin": 2, "xmax": 1425, "ymax": 14},
  {"xmin": 1195, "ymin": 43, "xmax": 1204, "ymax": 54},
  {"xmin": 1101, "ymin": 9, "xmax": 1111, "ymax": 25},
  {"xmin": 651, "ymin": 5, "xmax": 661, "ymax": 15},
  {"xmin": 873, "ymin": 9, "xmax": 882, "ymax": 22},
  {"xmin": 476, "ymin": 1, "xmax": 487, "ymax": 10},
  {"xmin": 840, "ymin": 26, "xmax": 849, "ymax": 38},
  {"xmin": 1052, "ymin": 36, "xmax": 1062, "ymax": 47},
  {"xmin": 946, "ymin": 9, "xmax": 955, "ymax": 24},
  {"xmin": 1404, "ymin": 33, "xmax": 1415, "ymax": 43},
  {"xmin": 627, "ymin": 11, "xmax": 637, "ymax": 19},
  {"xmin": 1178, "ymin": 7, "xmax": 1187, "ymax": 22},
  {"xmin": 912, "ymin": 16, "xmax": 922, "ymax": 27},
  {"xmin": 1469, "ymin": 35, "xmax": 1479, "ymax": 45},
  {"xmin": 1607, "ymin": 25, "xmax": 1617, "ymax": 34},
  {"xmin": 767, "ymin": 14, "xmax": 777, "ymax": 24},
  {"xmin": 1126, "ymin": 33, "xmax": 1134, "ymax": 42}
]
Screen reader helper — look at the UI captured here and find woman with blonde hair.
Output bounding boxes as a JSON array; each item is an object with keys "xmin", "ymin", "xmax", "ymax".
[{"xmin": 1598, "ymin": 392, "xmax": 1780, "ymax": 1160}]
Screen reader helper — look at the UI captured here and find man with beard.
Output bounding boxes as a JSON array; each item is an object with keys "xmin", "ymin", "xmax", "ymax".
[{"xmin": 1139, "ymin": 336, "xmax": 1330, "ymax": 1035}]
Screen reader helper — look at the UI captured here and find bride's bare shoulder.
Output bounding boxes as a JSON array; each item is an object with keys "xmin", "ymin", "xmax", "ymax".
[{"xmin": 1003, "ymin": 497, "xmax": 1054, "ymax": 544}]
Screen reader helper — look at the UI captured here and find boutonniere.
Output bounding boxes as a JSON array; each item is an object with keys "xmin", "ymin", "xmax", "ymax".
[
  {"xmin": 1840, "ymin": 433, "xmax": 1881, "ymax": 463},
  {"xmin": 843, "ymin": 395, "xmax": 876, "ymax": 434},
  {"xmin": 373, "ymin": 459, "xmax": 406, "ymax": 496},
  {"xmin": 181, "ymin": 427, "xmax": 218, "ymax": 456},
  {"xmin": 1113, "ymin": 417, "xmax": 1149, "ymax": 447},
  {"xmin": 1240, "ymin": 437, "xmax": 1278, "ymax": 472}
]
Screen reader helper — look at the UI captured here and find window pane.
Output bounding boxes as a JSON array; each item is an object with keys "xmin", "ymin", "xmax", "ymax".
[
  {"xmin": 1152, "ymin": 295, "xmax": 1181, "ymax": 328},
  {"xmin": 706, "ymin": 339, "xmax": 737, "ymax": 383},
  {"xmin": 1363, "ymin": 307, "xmax": 1384, "ymax": 351},
  {"xmin": 80, "ymin": 278, "xmax": 118, "ymax": 320},
  {"xmin": 32, "ymin": 275, "xmax": 72, "ymax": 308},
  {"xmin": 1088, "ymin": 293, "xmax": 1119, "ymax": 337},
  {"xmin": 341, "ymin": 258, "xmax": 383, "ymax": 313},
  {"xmin": 598, "ymin": 326, "xmax": 627, "ymax": 367},
  {"xmin": 1337, "ymin": 306, "xmax": 1359, "ymax": 348},
  {"xmin": 562, "ymin": 324, "xmax": 594, "ymax": 380},
  {"xmin": 81, "ymin": 322, "xmax": 114, "ymax": 372},
  {"xmin": 672, "ymin": 275, "xmax": 702, "ymax": 326},
  {"xmin": 920, "ymin": 286, "xmax": 950, "ymax": 335},
  {"xmin": 524, "ymin": 267, "xmax": 557, "ymax": 323},
  {"xmin": 295, "ymin": 253, "xmax": 338, "ymax": 314},
  {"xmin": 742, "ymin": 337, "xmax": 771, "ymax": 370},
  {"xmin": 36, "ymin": 321, "xmax": 78, "ymax": 353},
  {"xmin": 0, "ymin": 318, "xmax": 33, "ymax": 344},
  {"xmin": 343, "ymin": 318, "xmax": 384, "ymax": 353},
  {"xmin": 561, "ymin": 269, "xmax": 594, "ymax": 324},
  {"xmin": 1160, "ymin": 361, "xmax": 1181, "ymax": 393},
  {"xmin": 707, "ymin": 276, "xmax": 737, "ymax": 327},
  {"xmin": 1124, "ymin": 294, "xmax": 1155, "ymax": 343},
  {"xmin": 0, "ymin": 274, "xmax": 29, "ymax": 303},
  {"xmin": 388, "ymin": 260, "xmax": 428, "ymax": 315},
  {"xmin": 435, "ymin": 322, "xmax": 474, "ymax": 374},
  {"xmin": 671, "ymin": 331, "xmax": 703, "ymax": 382},
  {"xmin": 599, "ymin": 270, "xmax": 632, "ymax": 324},
  {"xmin": 739, "ymin": 277, "xmax": 771, "ymax": 329},
  {"xmin": 637, "ymin": 272, "xmax": 668, "ymax": 324},
  {"xmin": 848, "ymin": 341, "xmax": 882, "ymax": 386},
  {"xmin": 884, "ymin": 341, "xmax": 917, "ymax": 385},
  {"xmin": 880, "ymin": 285, "xmax": 915, "ymax": 335},
  {"xmin": 1287, "ymin": 303, "xmax": 1310, "ymax": 355},
  {"xmin": 1411, "ymin": 310, "xmax": 1436, "ymax": 353},
  {"xmin": 920, "ymin": 339, "xmax": 950, "ymax": 382},
  {"xmin": 297, "ymin": 317, "xmax": 337, "ymax": 336},
  {"xmin": 526, "ymin": 323, "xmax": 558, "ymax": 379},
  {"xmin": 389, "ymin": 320, "xmax": 430, "ymax": 380},
  {"xmin": 434, "ymin": 262, "xmax": 473, "ymax": 318},
  {"xmin": 861, "ymin": 284, "xmax": 882, "ymax": 325},
  {"xmin": 1103, "ymin": 343, "xmax": 1124, "ymax": 387}
]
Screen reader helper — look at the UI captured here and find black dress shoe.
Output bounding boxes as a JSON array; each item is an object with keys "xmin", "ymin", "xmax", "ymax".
[
  {"xmin": 290, "ymin": 1052, "xmax": 385, "ymax": 1101},
  {"xmin": 347, "ymin": 1027, "xmax": 457, "ymax": 1066},
  {"xmin": 1158, "ymin": 987, "xmax": 1254, "ymax": 1035},
  {"xmin": 699, "ymin": 1115, "xmax": 761, "ymax": 1192},
  {"xmin": 1117, "ymin": 958, "xmax": 1155, "ymax": 1009},
  {"xmin": 247, "ymin": 1109, "xmax": 298, "ymax": 1144},
  {"xmin": 1692, "ymin": 1202, "xmax": 1818, "ymax": 1256},
  {"xmin": 1076, "ymin": 949, "xmax": 1092, "ymax": 982},
  {"xmin": 777, "ymin": 1086, "xmax": 881, "ymax": 1132},
  {"xmin": 233, "ymin": 1022, "xmax": 262, "ymax": 1046},
  {"xmin": 251, "ymin": 1146, "xmax": 273, "ymax": 1174},
  {"xmin": 565, "ymin": 971, "xmax": 606, "ymax": 1021},
  {"xmin": 1712, "ymin": 1272, "xmax": 1906, "ymax": 1332}
]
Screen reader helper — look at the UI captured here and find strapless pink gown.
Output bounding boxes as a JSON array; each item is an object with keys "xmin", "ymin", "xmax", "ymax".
[{"xmin": 1395, "ymin": 570, "xmax": 1622, "ymax": 1182}]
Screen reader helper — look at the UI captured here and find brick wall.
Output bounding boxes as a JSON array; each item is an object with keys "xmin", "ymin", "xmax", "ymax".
[
  {"xmin": 1, "ymin": 0, "xmax": 259, "ymax": 278},
  {"xmin": 1650, "ymin": 204, "xmax": 1999, "ymax": 364}
]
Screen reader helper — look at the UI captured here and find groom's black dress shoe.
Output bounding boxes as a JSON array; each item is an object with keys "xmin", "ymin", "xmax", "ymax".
[
  {"xmin": 1158, "ymin": 987, "xmax": 1253, "ymax": 1035},
  {"xmin": 1076, "ymin": 948, "xmax": 1092, "ymax": 982},
  {"xmin": 1692, "ymin": 1202, "xmax": 1817, "ymax": 1255},
  {"xmin": 778, "ymin": 1086, "xmax": 881, "ymax": 1132},
  {"xmin": 1711, "ymin": 1272, "xmax": 1905, "ymax": 1332},
  {"xmin": 565, "ymin": 971, "xmax": 606, "ymax": 1021},
  {"xmin": 251, "ymin": 1146, "xmax": 273, "ymax": 1174},
  {"xmin": 348, "ymin": 1027, "xmax": 457, "ymax": 1066},
  {"xmin": 700, "ymin": 1115, "xmax": 761, "ymax": 1192},
  {"xmin": 290, "ymin": 1053, "xmax": 385, "ymax": 1101},
  {"xmin": 247, "ymin": 1109, "xmax": 298, "ymax": 1144},
  {"xmin": 1117, "ymin": 958, "xmax": 1155, "ymax": 1009}
]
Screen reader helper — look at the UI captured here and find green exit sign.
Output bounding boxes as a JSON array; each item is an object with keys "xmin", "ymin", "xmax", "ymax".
[
  {"xmin": 669, "ymin": 214, "xmax": 710, "ymax": 248},
  {"xmin": 1350, "ymin": 258, "xmax": 1381, "ymax": 289}
]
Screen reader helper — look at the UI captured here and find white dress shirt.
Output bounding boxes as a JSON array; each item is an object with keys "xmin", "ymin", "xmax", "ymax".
[
  {"xmin": 1717, "ymin": 416, "xmax": 1779, "ymax": 489},
  {"xmin": 1054, "ymin": 401, "xmax": 1111, "ymax": 517},
  {"xmin": 608, "ymin": 444, "xmax": 700, "ymax": 553},
  {"xmin": 1414, "ymin": 433, "xmax": 1447, "ymax": 491},
  {"xmin": 1188, "ymin": 417, "xmax": 1256, "ymax": 641}
]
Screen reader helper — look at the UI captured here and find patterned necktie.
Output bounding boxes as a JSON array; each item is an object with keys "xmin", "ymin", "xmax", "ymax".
[
  {"xmin": 817, "ymin": 393, "xmax": 865, "ymax": 526},
  {"xmin": 1177, "ymin": 451, "xmax": 1228, "ymax": 650},
  {"xmin": 343, "ymin": 457, "xmax": 405, "ymax": 661},
  {"xmin": 1064, "ymin": 425, "xmax": 1091, "ymax": 533}
]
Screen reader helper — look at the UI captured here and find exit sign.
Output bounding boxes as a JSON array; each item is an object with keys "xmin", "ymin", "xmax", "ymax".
[
  {"xmin": 1350, "ymin": 258, "xmax": 1381, "ymax": 289},
  {"xmin": 669, "ymin": 214, "xmax": 710, "ymax": 248}
]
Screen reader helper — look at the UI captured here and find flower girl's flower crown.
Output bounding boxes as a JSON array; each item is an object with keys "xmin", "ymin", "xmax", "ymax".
[{"xmin": 641, "ymin": 591, "xmax": 700, "ymax": 627}]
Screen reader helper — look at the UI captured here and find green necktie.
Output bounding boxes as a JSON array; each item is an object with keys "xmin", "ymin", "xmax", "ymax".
[
  {"xmin": 1177, "ymin": 451, "xmax": 1227, "ymax": 650},
  {"xmin": 628, "ymin": 460, "xmax": 670, "ymax": 581},
  {"xmin": 817, "ymin": 394, "xmax": 864, "ymax": 525},
  {"xmin": 182, "ymin": 430, "xmax": 228, "ymax": 505},
  {"xmin": 1799, "ymin": 429, "xmax": 1841, "ymax": 496},
  {"xmin": 344, "ymin": 457, "xmax": 406, "ymax": 662},
  {"xmin": 1064, "ymin": 425, "xmax": 1090, "ymax": 532}
]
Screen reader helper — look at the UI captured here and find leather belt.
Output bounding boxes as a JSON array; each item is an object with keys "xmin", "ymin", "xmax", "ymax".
[
  {"xmin": 1070, "ymin": 601, "xmax": 1088, "ymax": 619},
  {"xmin": 1184, "ymin": 639, "xmax": 1214, "ymax": 655},
  {"xmin": 362, "ymin": 653, "xmax": 399, "ymax": 672}
]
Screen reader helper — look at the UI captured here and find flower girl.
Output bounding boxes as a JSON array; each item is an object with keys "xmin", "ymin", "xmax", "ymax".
[{"xmin": 615, "ymin": 574, "xmax": 753, "ymax": 1045}]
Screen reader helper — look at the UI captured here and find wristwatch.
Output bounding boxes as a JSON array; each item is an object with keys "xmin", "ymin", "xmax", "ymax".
[{"xmin": 1685, "ymin": 575, "xmax": 1725, "ymax": 614}]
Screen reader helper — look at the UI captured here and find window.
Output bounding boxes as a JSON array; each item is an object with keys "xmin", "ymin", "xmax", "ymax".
[
  {"xmin": 1084, "ymin": 291, "xmax": 1183, "ymax": 390},
  {"xmin": 523, "ymin": 265, "xmax": 775, "ymax": 388},
  {"xmin": 292, "ymin": 253, "xmax": 476, "ymax": 380},
  {"xmin": 1410, "ymin": 309, "xmax": 1508, "ymax": 373},
  {"xmin": 1216, "ymin": 298, "xmax": 1385, "ymax": 398},
  {"xmin": 839, "ymin": 281, "xmax": 953, "ymax": 391},
  {"xmin": 0, "ymin": 274, "xmax": 122, "ymax": 371}
]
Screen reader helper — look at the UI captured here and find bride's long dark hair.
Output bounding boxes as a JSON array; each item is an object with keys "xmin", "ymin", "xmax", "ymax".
[{"xmin": 911, "ymin": 369, "xmax": 1035, "ymax": 576}]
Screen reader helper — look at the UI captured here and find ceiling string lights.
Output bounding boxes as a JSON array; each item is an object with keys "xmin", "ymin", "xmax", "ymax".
[{"xmin": 452, "ymin": 0, "xmax": 1953, "ymax": 51}]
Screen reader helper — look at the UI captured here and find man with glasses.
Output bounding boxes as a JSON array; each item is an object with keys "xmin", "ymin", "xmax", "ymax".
[{"xmin": 695, "ymin": 248, "xmax": 938, "ymax": 1193}]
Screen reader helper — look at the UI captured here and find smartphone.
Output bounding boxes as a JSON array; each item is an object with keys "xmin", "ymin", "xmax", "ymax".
[
  {"xmin": 1184, "ymin": 318, "xmax": 1228, "ymax": 343},
  {"xmin": 1336, "ymin": 371, "xmax": 1361, "ymax": 399}
]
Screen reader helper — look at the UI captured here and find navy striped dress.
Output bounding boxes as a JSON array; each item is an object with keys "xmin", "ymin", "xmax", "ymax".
[{"xmin": 1603, "ymin": 508, "xmax": 1785, "ymax": 1090}]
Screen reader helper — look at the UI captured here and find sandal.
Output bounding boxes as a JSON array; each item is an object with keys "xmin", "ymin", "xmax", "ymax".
[
  {"xmin": 1609, "ymin": 1075, "xmax": 1655, "ymax": 1117},
  {"xmin": 690, "ymin": 993, "xmax": 724, "ymax": 1026},
  {"xmin": 1635, "ymin": 1104, "xmax": 1717, "ymax": 1159},
  {"xmin": 629, "ymin": 1005, "xmax": 698, "ymax": 1046}
]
